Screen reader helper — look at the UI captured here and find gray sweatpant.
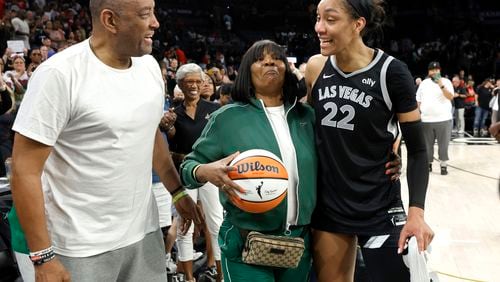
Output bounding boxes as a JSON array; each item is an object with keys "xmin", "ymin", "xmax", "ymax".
[
  {"xmin": 58, "ymin": 229, "xmax": 166, "ymax": 282},
  {"xmin": 422, "ymin": 120, "xmax": 452, "ymax": 165}
]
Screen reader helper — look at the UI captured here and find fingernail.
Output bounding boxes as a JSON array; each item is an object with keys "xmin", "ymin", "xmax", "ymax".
[{"xmin": 397, "ymin": 248, "xmax": 402, "ymax": 254}]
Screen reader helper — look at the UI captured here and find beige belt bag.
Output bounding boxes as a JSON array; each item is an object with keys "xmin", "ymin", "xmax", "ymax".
[{"xmin": 241, "ymin": 231, "xmax": 305, "ymax": 269}]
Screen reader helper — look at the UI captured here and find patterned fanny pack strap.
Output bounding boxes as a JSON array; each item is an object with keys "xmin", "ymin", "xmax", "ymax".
[{"xmin": 239, "ymin": 225, "xmax": 309, "ymax": 239}]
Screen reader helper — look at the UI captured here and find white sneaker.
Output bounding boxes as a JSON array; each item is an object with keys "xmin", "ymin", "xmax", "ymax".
[
  {"xmin": 193, "ymin": 251, "xmax": 203, "ymax": 260},
  {"xmin": 166, "ymin": 253, "xmax": 177, "ymax": 273}
]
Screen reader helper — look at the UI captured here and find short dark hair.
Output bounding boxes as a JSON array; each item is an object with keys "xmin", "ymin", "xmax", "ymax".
[
  {"xmin": 232, "ymin": 40, "xmax": 301, "ymax": 104},
  {"xmin": 219, "ymin": 83, "xmax": 233, "ymax": 96},
  {"xmin": 89, "ymin": 0, "xmax": 124, "ymax": 23}
]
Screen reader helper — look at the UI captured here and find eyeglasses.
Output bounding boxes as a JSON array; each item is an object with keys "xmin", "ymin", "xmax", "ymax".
[{"xmin": 183, "ymin": 80, "xmax": 203, "ymax": 86}]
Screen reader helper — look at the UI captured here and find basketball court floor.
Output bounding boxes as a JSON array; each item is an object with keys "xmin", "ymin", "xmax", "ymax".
[{"xmin": 400, "ymin": 139, "xmax": 500, "ymax": 282}]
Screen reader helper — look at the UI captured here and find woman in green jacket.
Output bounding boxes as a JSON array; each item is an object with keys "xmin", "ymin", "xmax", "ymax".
[
  {"xmin": 180, "ymin": 40, "xmax": 317, "ymax": 282},
  {"xmin": 180, "ymin": 39, "xmax": 401, "ymax": 282}
]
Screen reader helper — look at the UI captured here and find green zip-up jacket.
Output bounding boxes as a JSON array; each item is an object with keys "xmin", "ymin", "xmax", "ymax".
[{"xmin": 180, "ymin": 97, "xmax": 317, "ymax": 232}]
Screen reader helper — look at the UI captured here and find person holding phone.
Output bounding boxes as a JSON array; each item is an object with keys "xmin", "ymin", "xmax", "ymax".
[{"xmin": 416, "ymin": 61, "xmax": 454, "ymax": 175}]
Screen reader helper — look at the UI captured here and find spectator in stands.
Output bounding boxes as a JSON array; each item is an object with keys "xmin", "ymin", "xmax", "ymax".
[
  {"xmin": 289, "ymin": 61, "xmax": 306, "ymax": 102},
  {"xmin": 66, "ymin": 31, "xmax": 78, "ymax": 45},
  {"xmin": 174, "ymin": 45, "xmax": 187, "ymax": 65},
  {"xmin": 226, "ymin": 65, "xmax": 238, "ymax": 81},
  {"xmin": 458, "ymin": 69, "xmax": 466, "ymax": 88},
  {"xmin": 44, "ymin": 20, "xmax": 65, "ymax": 49},
  {"xmin": 452, "ymin": 75, "xmax": 467, "ymax": 136},
  {"xmin": 26, "ymin": 48, "xmax": 42, "ymax": 77},
  {"xmin": 3, "ymin": 55, "xmax": 28, "ymax": 96},
  {"xmin": 163, "ymin": 63, "xmax": 223, "ymax": 282},
  {"xmin": 417, "ymin": 62, "xmax": 454, "ymax": 175},
  {"xmin": 1, "ymin": 49, "xmax": 14, "ymax": 72},
  {"xmin": 464, "ymin": 79, "xmax": 476, "ymax": 109},
  {"xmin": 217, "ymin": 82, "xmax": 233, "ymax": 106},
  {"xmin": 165, "ymin": 58, "xmax": 178, "ymax": 96},
  {"xmin": 0, "ymin": 62, "xmax": 15, "ymax": 178},
  {"xmin": 41, "ymin": 37, "xmax": 56, "ymax": 58},
  {"xmin": 473, "ymin": 78, "xmax": 494, "ymax": 137},
  {"xmin": 10, "ymin": 8, "xmax": 30, "ymax": 50},
  {"xmin": 200, "ymin": 72, "xmax": 217, "ymax": 101},
  {"xmin": 171, "ymin": 84, "xmax": 184, "ymax": 108},
  {"xmin": 207, "ymin": 65, "xmax": 224, "ymax": 87},
  {"xmin": 30, "ymin": 16, "xmax": 46, "ymax": 47}
]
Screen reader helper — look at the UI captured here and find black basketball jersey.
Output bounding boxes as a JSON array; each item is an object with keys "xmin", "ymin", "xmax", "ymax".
[{"xmin": 311, "ymin": 49, "xmax": 417, "ymax": 232}]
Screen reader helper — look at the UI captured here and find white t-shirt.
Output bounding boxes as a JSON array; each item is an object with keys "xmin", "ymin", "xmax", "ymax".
[
  {"xmin": 265, "ymin": 105, "xmax": 299, "ymax": 226},
  {"xmin": 13, "ymin": 39, "xmax": 165, "ymax": 257},
  {"xmin": 11, "ymin": 17, "xmax": 30, "ymax": 49},
  {"xmin": 416, "ymin": 77, "xmax": 453, "ymax": 122}
]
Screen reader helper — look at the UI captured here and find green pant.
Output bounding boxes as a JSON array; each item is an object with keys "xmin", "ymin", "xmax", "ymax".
[{"xmin": 218, "ymin": 219, "xmax": 312, "ymax": 282}]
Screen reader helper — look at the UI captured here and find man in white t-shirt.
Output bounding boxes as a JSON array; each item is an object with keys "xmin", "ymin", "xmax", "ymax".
[
  {"xmin": 10, "ymin": 8, "xmax": 31, "ymax": 50},
  {"xmin": 9, "ymin": 0, "xmax": 203, "ymax": 281},
  {"xmin": 416, "ymin": 61, "xmax": 454, "ymax": 175}
]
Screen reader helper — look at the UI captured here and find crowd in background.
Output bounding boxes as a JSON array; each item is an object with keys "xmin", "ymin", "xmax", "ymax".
[
  {"xmin": 0, "ymin": 0, "xmax": 498, "ymax": 172},
  {"xmin": 3, "ymin": 0, "xmax": 500, "ymax": 172}
]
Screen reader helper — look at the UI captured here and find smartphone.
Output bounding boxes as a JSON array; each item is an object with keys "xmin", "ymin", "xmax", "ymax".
[
  {"xmin": 432, "ymin": 73, "xmax": 441, "ymax": 82},
  {"xmin": 287, "ymin": 57, "xmax": 297, "ymax": 64}
]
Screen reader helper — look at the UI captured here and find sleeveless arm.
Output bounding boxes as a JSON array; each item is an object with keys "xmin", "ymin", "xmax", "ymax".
[{"xmin": 305, "ymin": 54, "xmax": 328, "ymax": 105}]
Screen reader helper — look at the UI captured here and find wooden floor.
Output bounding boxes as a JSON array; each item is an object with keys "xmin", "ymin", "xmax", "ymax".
[{"xmin": 400, "ymin": 140, "xmax": 500, "ymax": 282}]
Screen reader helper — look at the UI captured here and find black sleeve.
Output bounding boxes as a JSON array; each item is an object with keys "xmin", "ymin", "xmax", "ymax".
[
  {"xmin": 386, "ymin": 59, "xmax": 418, "ymax": 114},
  {"xmin": 297, "ymin": 77, "xmax": 307, "ymax": 98},
  {"xmin": 400, "ymin": 120, "xmax": 429, "ymax": 209},
  {"xmin": 0, "ymin": 89, "xmax": 12, "ymax": 115}
]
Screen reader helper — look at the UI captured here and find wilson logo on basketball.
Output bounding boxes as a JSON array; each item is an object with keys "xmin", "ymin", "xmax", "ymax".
[
  {"xmin": 236, "ymin": 161, "xmax": 280, "ymax": 174},
  {"xmin": 228, "ymin": 150, "xmax": 289, "ymax": 213}
]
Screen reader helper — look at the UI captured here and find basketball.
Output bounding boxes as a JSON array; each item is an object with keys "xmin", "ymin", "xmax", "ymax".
[{"xmin": 227, "ymin": 149, "xmax": 288, "ymax": 213}]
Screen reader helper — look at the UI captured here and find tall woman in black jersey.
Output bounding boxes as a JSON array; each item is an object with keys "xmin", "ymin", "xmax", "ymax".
[{"xmin": 305, "ymin": 0, "xmax": 434, "ymax": 281}]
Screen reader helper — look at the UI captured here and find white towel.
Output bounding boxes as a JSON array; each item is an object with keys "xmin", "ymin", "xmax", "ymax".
[{"xmin": 402, "ymin": 237, "xmax": 431, "ymax": 282}]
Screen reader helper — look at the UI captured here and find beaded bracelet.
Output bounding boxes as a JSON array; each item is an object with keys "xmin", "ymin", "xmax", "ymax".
[{"xmin": 29, "ymin": 246, "xmax": 56, "ymax": 266}]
